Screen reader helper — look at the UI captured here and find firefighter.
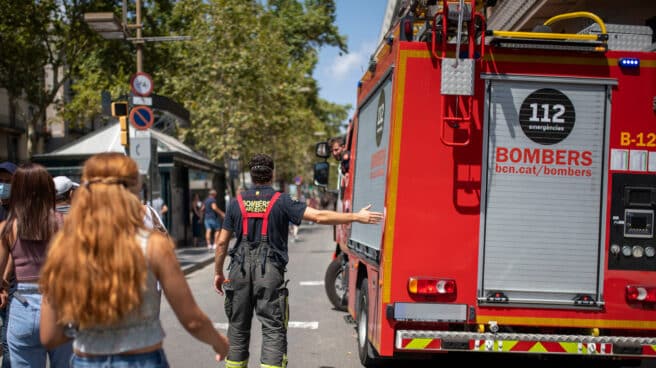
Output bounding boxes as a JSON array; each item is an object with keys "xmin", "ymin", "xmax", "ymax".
[
  {"xmin": 329, "ymin": 136, "xmax": 349, "ymax": 176},
  {"xmin": 213, "ymin": 153, "xmax": 383, "ymax": 368}
]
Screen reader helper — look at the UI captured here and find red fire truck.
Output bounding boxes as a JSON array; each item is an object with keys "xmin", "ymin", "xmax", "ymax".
[{"xmin": 314, "ymin": 1, "xmax": 656, "ymax": 365}]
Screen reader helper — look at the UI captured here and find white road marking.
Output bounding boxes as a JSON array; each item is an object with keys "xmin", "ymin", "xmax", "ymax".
[
  {"xmin": 299, "ymin": 281, "xmax": 324, "ymax": 286},
  {"xmin": 214, "ymin": 321, "xmax": 319, "ymax": 330},
  {"xmin": 288, "ymin": 321, "xmax": 319, "ymax": 329}
]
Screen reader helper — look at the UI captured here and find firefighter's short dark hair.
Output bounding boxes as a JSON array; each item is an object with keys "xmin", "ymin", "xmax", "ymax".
[
  {"xmin": 249, "ymin": 154, "xmax": 274, "ymax": 184},
  {"xmin": 328, "ymin": 136, "xmax": 345, "ymax": 147}
]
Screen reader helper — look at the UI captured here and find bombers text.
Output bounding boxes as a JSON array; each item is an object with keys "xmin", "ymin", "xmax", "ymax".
[{"xmin": 496, "ymin": 147, "xmax": 592, "ymax": 166}]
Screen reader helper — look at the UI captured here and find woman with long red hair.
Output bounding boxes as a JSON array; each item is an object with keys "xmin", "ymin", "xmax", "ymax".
[{"xmin": 39, "ymin": 152, "xmax": 228, "ymax": 367}]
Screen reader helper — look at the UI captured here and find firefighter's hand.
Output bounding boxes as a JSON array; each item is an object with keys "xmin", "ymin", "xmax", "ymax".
[
  {"xmin": 356, "ymin": 204, "xmax": 384, "ymax": 225},
  {"xmin": 214, "ymin": 273, "xmax": 226, "ymax": 295}
]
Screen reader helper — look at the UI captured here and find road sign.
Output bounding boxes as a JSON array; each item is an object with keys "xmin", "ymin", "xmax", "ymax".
[
  {"xmin": 129, "ymin": 106, "xmax": 154, "ymax": 130},
  {"xmin": 130, "ymin": 72, "xmax": 153, "ymax": 96},
  {"xmin": 132, "ymin": 96, "xmax": 152, "ymax": 106},
  {"xmin": 129, "ymin": 135, "xmax": 152, "ymax": 174}
]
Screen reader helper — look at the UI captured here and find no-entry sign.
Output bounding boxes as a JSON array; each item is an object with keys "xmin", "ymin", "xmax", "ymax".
[{"xmin": 129, "ymin": 105, "xmax": 154, "ymax": 131}]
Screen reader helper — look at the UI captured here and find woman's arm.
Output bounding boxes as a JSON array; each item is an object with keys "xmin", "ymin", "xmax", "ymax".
[
  {"xmin": 148, "ymin": 233, "xmax": 228, "ymax": 360},
  {"xmin": 40, "ymin": 296, "xmax": 71, "ymax": 349},
  {"xmin": 0, "ymin": 221, "xmax": 13, "ymax": 309}
]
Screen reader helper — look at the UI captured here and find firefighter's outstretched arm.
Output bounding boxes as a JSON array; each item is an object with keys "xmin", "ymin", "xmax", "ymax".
[
  {"xmin": 303, "ymin": 204, "xmax": 383, "ymax": 225},
  {"xmin": 213, "ymin": 229, "xmax": 233, "ymax": 295}
]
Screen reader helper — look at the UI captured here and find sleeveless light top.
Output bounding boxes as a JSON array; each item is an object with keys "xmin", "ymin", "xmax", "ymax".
[{"xmin": 72, "ymin": 230, "xmax": 165, "ymax": 354}]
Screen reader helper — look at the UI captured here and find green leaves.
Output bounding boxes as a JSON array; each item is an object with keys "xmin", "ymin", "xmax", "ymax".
[
  {"xmin": 160, "ymin": 0, "xmax": 349, "ymax": 181},
  {"xmin": 0, "ymin": 0, "xmax": 350, "ymax": 183}
]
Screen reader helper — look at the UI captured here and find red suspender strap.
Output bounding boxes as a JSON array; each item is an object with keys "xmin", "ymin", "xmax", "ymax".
[
  {"xmin": 261, "ymin": 192, "xmax": 281, "ymax": 235},
  {"xmin": 237, "ymin": 192, "xmax": 281, "ymax": 236},
  {"xmin": 236, "ymin": 194, "xmax": 249, "ymax": 236}
]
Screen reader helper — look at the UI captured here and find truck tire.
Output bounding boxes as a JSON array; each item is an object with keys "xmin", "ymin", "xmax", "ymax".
[
  {"xmin": 357, "ymin": 278, "xmax": 381, "ymax": 367},
  {"xmin": 324, "ymin": 254, "xmax": 348, "ymax": 311}
]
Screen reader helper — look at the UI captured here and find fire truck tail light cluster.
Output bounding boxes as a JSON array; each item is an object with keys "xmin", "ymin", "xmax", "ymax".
[
  {"xmin": 626, "ymin": 285, "xmax": 656, "ymax": 303},
  {"xmin": 408, "ymin": 277, "xmax": 456, "ymax": 296}
]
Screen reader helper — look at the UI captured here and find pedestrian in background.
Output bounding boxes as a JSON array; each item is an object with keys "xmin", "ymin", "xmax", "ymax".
[
  {"xmin": 0, "ymin": 162, "xmax": 17, "ymax": 222},
  {"xmin": 39, "ymin": 152, "xmax": 228, "ymax": 367},
  {"xmin": 53, "ymin": 176, "xmax": 79, "ymax": 215},
  {"xmin": 0, "ymin": 161, "xmax": 16, "ymax": 368},
  {"xmin": 202, "ymin": 189, "xmax": 224, "ymax": 250},
  {"xmin": 191, "ymin": 192, "xmax": 203, "ymax": 246},
  {"xmin": 0, "ymin": 163, "xmax": 72, "ymax": 367},
  {"xmin": 213, "ymin": 153, "xmax": 383, "ymax": 368},
  {"xmin": 151, "ymin": 195, "xmax": 169, "ymax": 222}
]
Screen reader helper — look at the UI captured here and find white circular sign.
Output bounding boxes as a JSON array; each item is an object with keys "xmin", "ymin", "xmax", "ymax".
[{"xmin": 130, "ymin": 72, "xmax": 153, "ymax": 96}]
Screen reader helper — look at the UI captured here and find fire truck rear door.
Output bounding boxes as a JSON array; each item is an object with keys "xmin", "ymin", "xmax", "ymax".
[
  {"xmin": 479, "ymin": 74, "xmax": 616, "ymax": 307},
  {"xmin": 350, "ymin": 73, "xmax": 393, "ymax": 261}
]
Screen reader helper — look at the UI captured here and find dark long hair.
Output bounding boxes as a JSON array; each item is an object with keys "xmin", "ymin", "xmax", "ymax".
[{"xmin": 0, "ymin": 163, "xmax": 57, "ymax": 242}]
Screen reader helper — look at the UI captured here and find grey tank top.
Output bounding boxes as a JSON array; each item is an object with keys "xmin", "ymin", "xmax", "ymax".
[{"xmin": 73, "ymin": 230, "xmax": 165, "ymax": 354}]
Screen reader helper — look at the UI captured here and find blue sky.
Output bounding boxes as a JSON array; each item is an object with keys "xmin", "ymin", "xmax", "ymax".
[{"xmin": 313, "ymin": 0, "xmax": 386, "ymax": 124}]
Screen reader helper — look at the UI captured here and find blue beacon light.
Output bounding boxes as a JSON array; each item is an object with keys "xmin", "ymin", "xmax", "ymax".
[{"xmin": 619, "ymin": 57, "xmax": 640, "ymax": 68}]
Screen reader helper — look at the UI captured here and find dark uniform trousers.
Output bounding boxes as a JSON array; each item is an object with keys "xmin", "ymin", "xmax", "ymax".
[{"xmin": 224, "ymin": 244, "xmax": 289, "ymax": 368}]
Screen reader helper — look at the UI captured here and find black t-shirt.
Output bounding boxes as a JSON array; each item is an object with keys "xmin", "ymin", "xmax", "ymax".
[
  {"xmin": 223, "ymin": 185, "xmax": 306, "ymax": 265},
  {"xmin": 204, "ymin": 197, "xmax": 218, "ymax": 220}
]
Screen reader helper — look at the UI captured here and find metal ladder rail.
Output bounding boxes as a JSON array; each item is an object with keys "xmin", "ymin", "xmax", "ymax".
[{"xmin": 432, "ymin": 0, "xmax": 485, "ymax": 147}]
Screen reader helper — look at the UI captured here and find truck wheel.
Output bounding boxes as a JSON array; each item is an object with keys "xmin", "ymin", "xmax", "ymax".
[
  {"xmin": 357, "ymin": 278, "xmax": 380, "ymax": 367},
  {"xmin": 324, "ymin": 254, "xmax": 348, "ymax": 311}
]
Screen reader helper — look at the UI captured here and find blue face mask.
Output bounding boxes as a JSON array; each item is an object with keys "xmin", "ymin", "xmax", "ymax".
[{"xmin": 0, "ymin": 183, "xmax": 10, "ymax": 200}]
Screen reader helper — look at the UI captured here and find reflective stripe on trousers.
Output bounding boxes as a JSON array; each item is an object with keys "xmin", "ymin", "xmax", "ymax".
[
  {"xmin": 224, "ymin": 246, "xmax": 288, "ymax": 367},
  {"xmin": 225, "ymin": 359, "xmax": 248, "ymax": 368}
]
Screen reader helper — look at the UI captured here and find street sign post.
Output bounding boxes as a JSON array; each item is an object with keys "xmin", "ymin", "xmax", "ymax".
[{"xmin": 129, "ymin": 105, "xmax": 155, "ymax": 130}]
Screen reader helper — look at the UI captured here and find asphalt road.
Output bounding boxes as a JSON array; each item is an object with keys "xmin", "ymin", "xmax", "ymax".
[
  {"xmin": 161, "ymin": 223, "xmax": 363, "ymax": 368},
  {"xmin": 161, "ymin": 224, "xmax": 656, "ymax": 368}
]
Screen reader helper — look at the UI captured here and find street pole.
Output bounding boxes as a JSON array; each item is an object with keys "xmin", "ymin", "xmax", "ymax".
[
  {"xmin": 135, "ymin": 0, "xmax": 143, "ymax": 72},
  {"xmin": 85, "ymin": 2, "xmax": 189, "ymax": 207}
]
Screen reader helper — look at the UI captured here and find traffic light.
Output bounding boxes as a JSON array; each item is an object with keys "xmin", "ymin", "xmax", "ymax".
[
  {"xmin": 111, "ymin": 101, "xmax": 129, "ymax": 147},
  {"xmin": 111, "ymin": 101, "xmax": 128, "ymax": 117},
  {"xmin": 119, "ymin": 116, "xmax": 129, "ymax": 147}
]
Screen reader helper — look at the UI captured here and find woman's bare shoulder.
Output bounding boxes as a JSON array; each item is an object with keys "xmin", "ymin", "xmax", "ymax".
[{"xmin": 146, "ymin": 231, "xmax": 174, "ymax": 258}]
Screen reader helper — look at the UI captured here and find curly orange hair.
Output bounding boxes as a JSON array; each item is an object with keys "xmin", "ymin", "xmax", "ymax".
[{"xmin": 40, "ymin": 153, "xmax": 147, "ymax": 328}]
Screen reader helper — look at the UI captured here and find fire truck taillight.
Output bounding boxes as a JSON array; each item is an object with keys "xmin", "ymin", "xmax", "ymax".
[
  {"xmin": 626, "ymin": 285, "xmax": 656, "ymax": 303},
  {"xmin": 408, "ymin": 277, "xmax": 456, "ymax": 296}
]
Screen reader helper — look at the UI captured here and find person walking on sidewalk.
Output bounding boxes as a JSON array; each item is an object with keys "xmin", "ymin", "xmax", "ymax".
[
  {"xmin": 202, "ymin": 189, "xmax": 224, "ymax": 250},
  {"xmin": 191, "ymin": 193, "xmax": 204, "ymax": 246},
  {"xmin": 38, "ymin": 152, "xmax": 228, "ymax": 367},
  {"xmin": 0, "ymin": 161, "xmax": 16, "ymax": 368},
  {"xmin": 213, "ymin": 153, "xmax": 383, "ymax": 368},
  {"xmin": 53, "ymin": 175, "xmax": 79, "ymax": 215},
  {"xmin": 0, "ymin": 164, "xmax": 72, "ymax": 367}
]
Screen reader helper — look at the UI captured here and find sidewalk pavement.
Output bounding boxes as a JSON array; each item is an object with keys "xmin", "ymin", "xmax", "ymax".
[
  {"xmin": 175, "ymin": 246, "xmax": 215, "ymax": 275},
  {"xmin": 176, "ymin": 238, "xmax": 237, "ymax": 275}
]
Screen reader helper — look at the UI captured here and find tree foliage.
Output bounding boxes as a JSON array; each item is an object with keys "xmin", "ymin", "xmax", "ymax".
[
  {"xmin": 0, "ymin": 0, "xmax": 351, "ymax": 184},
  {"xmin": 161, "ymin": 0, "xmax": 350, "ymax": 182},
  {"xmin": 0, "ymin": 0, "xmax": 104, "ymax": 152}
]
